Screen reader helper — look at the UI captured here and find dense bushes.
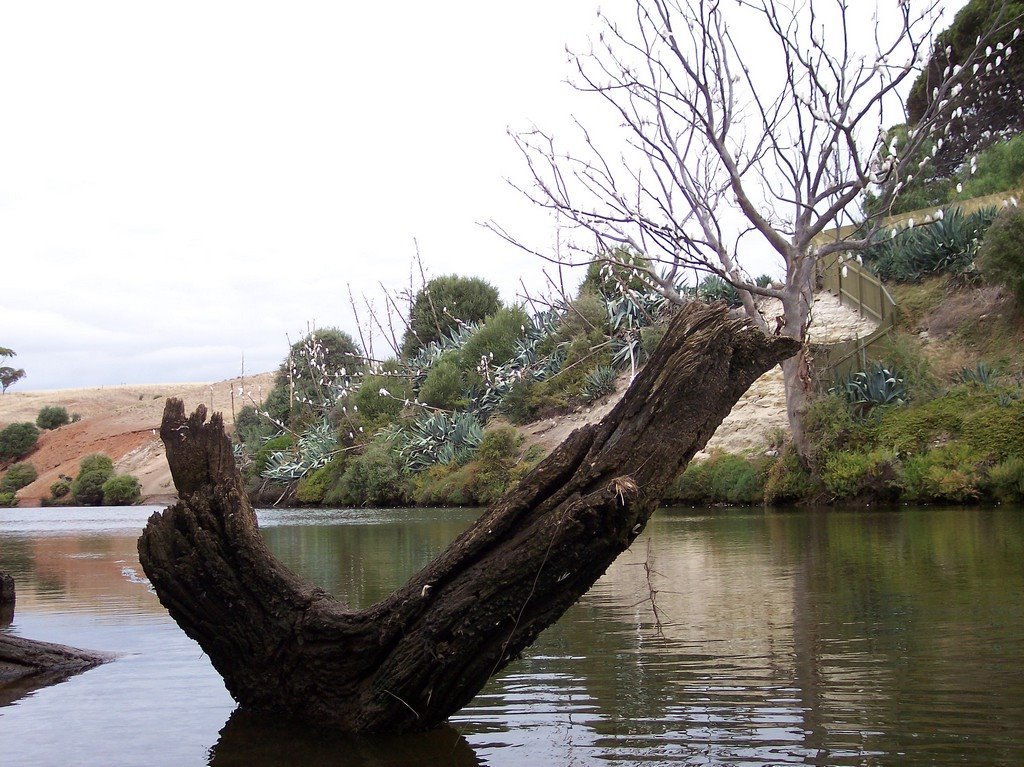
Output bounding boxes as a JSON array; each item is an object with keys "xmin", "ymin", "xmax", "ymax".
[
  {"xmin": 668, "ymin": 451, "xmax": 767, "ymax": 505},
  {"xmin": 401, "ymin": 275, "xmax": 502, "ymax": 357},
  {"xmin": 102, "ymin": 474, "xmax": 141, "ymax": 505},
  {"xmin": 36, "ymin": 405, "xmax": 70, "ymax": 430},
  {"xmin": 978, "ymin": 206, "xmax": 1024, "ymax": 304},
  {"xmin": 0, "ymin": 422, "xmax": 39, "ymax": 460},
  {"xmin": 0, "ymin": 462, "xmax": 37, "ymax": 494}
]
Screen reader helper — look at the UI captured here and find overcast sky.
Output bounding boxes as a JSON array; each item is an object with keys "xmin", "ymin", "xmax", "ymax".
[{"xmin": 1, "ymin": 0, "xmax": 966, "ymax": 391}]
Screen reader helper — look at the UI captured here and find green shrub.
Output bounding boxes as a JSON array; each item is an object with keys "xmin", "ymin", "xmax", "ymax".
[
  {"xmin": 351, "ymin": 373, "xmax": 411, "ymax": 431},
  {"xmin": 956, "ymin": 134, "xmax": 1024, "ymax": 200},
  {"xmin": 0, "ymin": 492, "xmax": 16, "ymax": 508},
  {"xmin": 0, "ymin": 422, "xmax": 40, "ymax": 460},
  {"xmin": 900, "ymin": 443, "xmax": 985, "ymax": 503},
  {"xmin": 72, "ymin": 470, "xmax": 113, "ymax": 506},
  {"xmin": 458, "ymin": 306, "xmax": 530, "ymax": 372},
  {"xmin": 986, "ymin": 456, "xmax": 1024, "ymax": 503},
  {"xmin": 234, "ymin": 405, "xmax": 271, "ymax": 446},
  {"xmin": 763, "ymin": 444, "xmax": 817, "ymax": 505},
  {"xmin": 697, "ymin": 275, "xmax": 740, "ymax": 306},
  {"xmin": 295, "ymin": 458, "xmax": 348, "ymax": 505},
  {"xmin": 831, "ymin": 363, "xmax": 907, "ymax": 416},
  {"xmin": 978, "ymin": 205, "xmax": 1024, "ymax": 304},
  {"xmin": 78, "ymin": 453, "xmax": 114, "ymax": 475},
  {"xmin": 470, "ymin": 426, "xmax": 524, "ymax": 504},
  {"xmin": 0, "ymin": 462, "xmax": 37, "ymax": 493},
  {"xmin": 558, "ymin": 291, "xmax": 609, "ymax": 340},
  {"xmin": 413, "ymin": 462, "xmax": 477, "ymax": 507},
  {"xmin": 669, "ymin": 452, "xmax": 766, "ymax": 505},
  {"xmin": 251, "ymin": 434, "xmax": 294, "ymax": 477},
  {"xmin": 102, "ymin": 474, "xmax": 141, "ymax": 506},
  {"xmin": 401, "ymin": 275, "xmax": 502, "ymax": 357},
  {"xmin": 803, "ymin": 396, "xmax": 863, "ymax": 474},
  {"xmin": 36, "ymin": 406, "xmax": 70, "ymax": 430},
  {"xmin": 49, "ymin": 479, "xmax": 71, "ymax": 499},
  {"xmin": 418, "ymin": 354, "xmax": 465, "ymax": 410},
  {"xmin": 327, "ymin": 441, "xmax": 410, "ymax": 507},
  {"xmin": 821, "ymin": 449, "xmax": 900, "ymax": 501}
]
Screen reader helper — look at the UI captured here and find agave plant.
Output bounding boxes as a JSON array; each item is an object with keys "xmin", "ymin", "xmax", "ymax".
[
  {"xmin": 865, "ymin": 206, "xmax": 997, "ymax": 282},
  {"xmin": 262, "ymin": 419, "xmax": 339, "ymax": 481},
  {"xmin": 580, "ymin": 365, "xmax": 617, "ymax": 403},
  {"xmin": 955, "ymin": 361, "xmax": 1000, "ymax": 390},
  {"xmin": 394, "ymin": 410, "xmax": 484, "ymax": 472},
  {"xmin": 831, "ymin": 363, "xmax": 908, "ymax": 416}
]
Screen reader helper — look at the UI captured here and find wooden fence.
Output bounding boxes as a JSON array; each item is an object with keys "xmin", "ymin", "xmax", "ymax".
[{"xmin": 811, "ymin": 186, "xmax": 1021, "ymax": 384}]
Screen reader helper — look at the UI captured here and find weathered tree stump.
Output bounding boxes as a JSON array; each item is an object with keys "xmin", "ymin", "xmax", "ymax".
[{"xmin": 139, "ymin": 303, "xmax": 798, "ymax": 733}]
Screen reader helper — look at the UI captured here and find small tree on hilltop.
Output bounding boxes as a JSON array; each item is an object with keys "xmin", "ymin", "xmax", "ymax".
[
  {"xmin": 0, "ymin": 347, "xmax": 25, "ymax": 395},
  {"xmin": 494, "ymin": 0, "xmax": 1019, "ymax": 461}
]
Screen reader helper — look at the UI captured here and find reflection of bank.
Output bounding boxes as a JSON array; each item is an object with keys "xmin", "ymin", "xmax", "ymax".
[{"xmin": 0, "ymin": 534, "xmax": 162, "ymax": 616}]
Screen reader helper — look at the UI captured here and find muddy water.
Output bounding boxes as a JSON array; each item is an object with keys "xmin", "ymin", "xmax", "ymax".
[{"xmin": 1, "ymin": 505, "xmax": 1022, "ymax": 766}]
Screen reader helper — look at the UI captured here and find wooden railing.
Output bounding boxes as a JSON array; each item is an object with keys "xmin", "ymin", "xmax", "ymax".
[{"xmin": 811, "ymin": 186, "xmax": 1021, "ymax": 384}]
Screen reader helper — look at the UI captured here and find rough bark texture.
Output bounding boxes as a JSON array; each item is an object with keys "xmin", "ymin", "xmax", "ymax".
[
  {"xmin": 139, "ymin": 303, "xmax": 799, "ymax": 733},
  {"xmin": 0, "ymin": 570, "xmax": 14, "ymax": 628},
  {"xmin": 0, "ymin": 633, "xmax": 112, "ymax": 706}
]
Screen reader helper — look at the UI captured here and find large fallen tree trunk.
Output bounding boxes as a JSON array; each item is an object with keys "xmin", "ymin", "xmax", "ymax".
[{"xmin": 139, "ymin": 303, "xmax": 798, "ymax": 733}]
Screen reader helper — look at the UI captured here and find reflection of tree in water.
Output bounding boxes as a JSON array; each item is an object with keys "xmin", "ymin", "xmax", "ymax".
[
  {"xmin": 209, "ymin": 709, "xmax": 482, "ymax": 767},
  {"xmin": 0, "ymin": 538, "xmax": 34, "ymax": 577}
]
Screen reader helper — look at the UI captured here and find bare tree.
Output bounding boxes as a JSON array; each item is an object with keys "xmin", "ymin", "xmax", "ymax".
[{"xmin": 491, "ymin": 0, "xmax": 1018, "ymax": 459}]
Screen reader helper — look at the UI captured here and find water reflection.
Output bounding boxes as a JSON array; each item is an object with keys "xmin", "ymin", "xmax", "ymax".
[
  {"xmin": 210, "ymin": 710, "xmax": 481, "ymax": 767},
  {"xmin": 0, "ymin": 505, "xmax": 1023, "ymax": 765}
]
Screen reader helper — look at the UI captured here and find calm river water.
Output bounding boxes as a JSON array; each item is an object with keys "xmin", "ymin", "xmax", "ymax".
[{"xmin": 1, "ymin": 505, "xmax": 1022, "ymax": 766}]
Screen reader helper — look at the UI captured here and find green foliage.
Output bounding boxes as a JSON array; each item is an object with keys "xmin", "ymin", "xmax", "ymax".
[
  {"xmin": 458, "ymin": 306, "xmax": 530, "ymax": 373},
  {"xmin": 986, "ymin": 456, "xmax": 1024, "ymax": 503},
  {"xmin": 0, "ymin": 422, "xmax": 39, "ymax": 460},
  {"xmin": 831, "ymin": 363, "xmax": 908, "ymax": 416},
  {"xmin": 402, "ymin": 275, "xmax": 501, "ymax": 357},
  {"xmin": 36, "ymin": 406, "xmax": 70, "ymax": 430},
  {"xmin": 351, "ymin": 373, "xmax": 411, "ymax": 431},
  {"xmin": 875, "ymin": 386, "xmax": 1024, "ymax": 461},
  {"xmin": 418, "ymin": 354, "xmax": 465, "ymax": 410},
  {"xmin": 978, "ymin": 205, "xmax": 1024, "ymax": 303},
  {"xmin": 234, "ymin": 405, "xmax": 271, "ymax": 446},
  {"xmin": 395, "ymin": 410, "xmax": 484, "ymax": 471},
  {"xmin": 821, "ymin": 449, "xmax": 900, "ymax": 501},
  {"xmin": 872, "ymin": 332, "xmax": 939, "ymax": 399},
  {"xmin": 79, "ymin": 453, "xmax": 114, "ymax": 475},
  {"xmin": 72, "ymin": 470, "xmax": 113, "ymax": 506},
  {"xmin": 49, "ymin": 479, "xmax": 70, "ymax": 499},
  {"xmin": 954, "ymin": 361, "xmax": 1001, "ymax": 389},
  {"xmin": 907, "ymin": 0, "xmax": 1024, "ymax": 173},
  {"xmin": 900, "ymin": 443, "xmax": 985, "ymax": 503},
  {"xmin": 580, "ymin": 365, "xmax": 617, "ymax": 403},
  {"xmin": 327, "ymin": 440, "xmax": 410, "ymax": 507},
  {"xmin": 669, "ymin": 452, "xmax": 766, "ymax": 505},
  {"xmin": 0, "ymin": 492, "xmax": 15, "ymax": 508},
  {"xmin": 471, "ymin": 426, "xmax": 524, "ymax": 505},
  {"xmin": 957, "ymin": 134, "xmax": 1024, "ymax": 200},
  {"xmin": 804, "ymin": 395, "xmax": 864, "ymax": 473},
  {"xmin": 0, "ymin": 462, "xmax": 37, "ymax": 493},
  {"xmin": 102, "ymin": 474, "xmax": 141, "ymax": 506},
  {"xmin": 763, "ymin": 444, "xmax": 817, "ymax": 505},
  {"xmin": 697, "ymin": 275, "xmax": 741, "ymax": 307},
  {"xmin": 295, "ymin": 458, "xmax": 347, "ymax": 505},
  {"xmin": 270, "ymin": 328, "xmax": 363, "ymax": 427},
  {"xmin": 0, "ymin": 366, "xmax": 26, "ymax": 394},
  {"xmin": 864, "ymin": 207, "xmax": 995, "ymax": 282},
  {"xmin": 250, "ymin": 434, "xmax": 293, "ymax": 477},
  {"xmin": 579, "ymin": 250, "xmax": 652, "ymax": 299},
  {"xmin": 558, "ymin": 291, "xmax": 609, "ymax": 341}
]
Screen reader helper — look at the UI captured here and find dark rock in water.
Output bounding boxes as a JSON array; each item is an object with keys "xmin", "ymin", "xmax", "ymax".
[{"xmin": 0, "ymin": 633, "xmax": 113, "ymax": 706}]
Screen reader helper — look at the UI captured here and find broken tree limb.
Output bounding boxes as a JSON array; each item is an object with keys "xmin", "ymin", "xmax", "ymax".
[{"xmin": 138, "ymin": 302, "xmax": 799, "ymax": 733}]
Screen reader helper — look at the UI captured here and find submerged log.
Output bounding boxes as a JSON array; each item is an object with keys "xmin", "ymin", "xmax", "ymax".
[
  {"xmin": 0, "ymin": 634, "xmax": 112, "ymax": 706},
  {"xmin": 139, "ymin": 302, "xmax": 798, "ymax": 733}
]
